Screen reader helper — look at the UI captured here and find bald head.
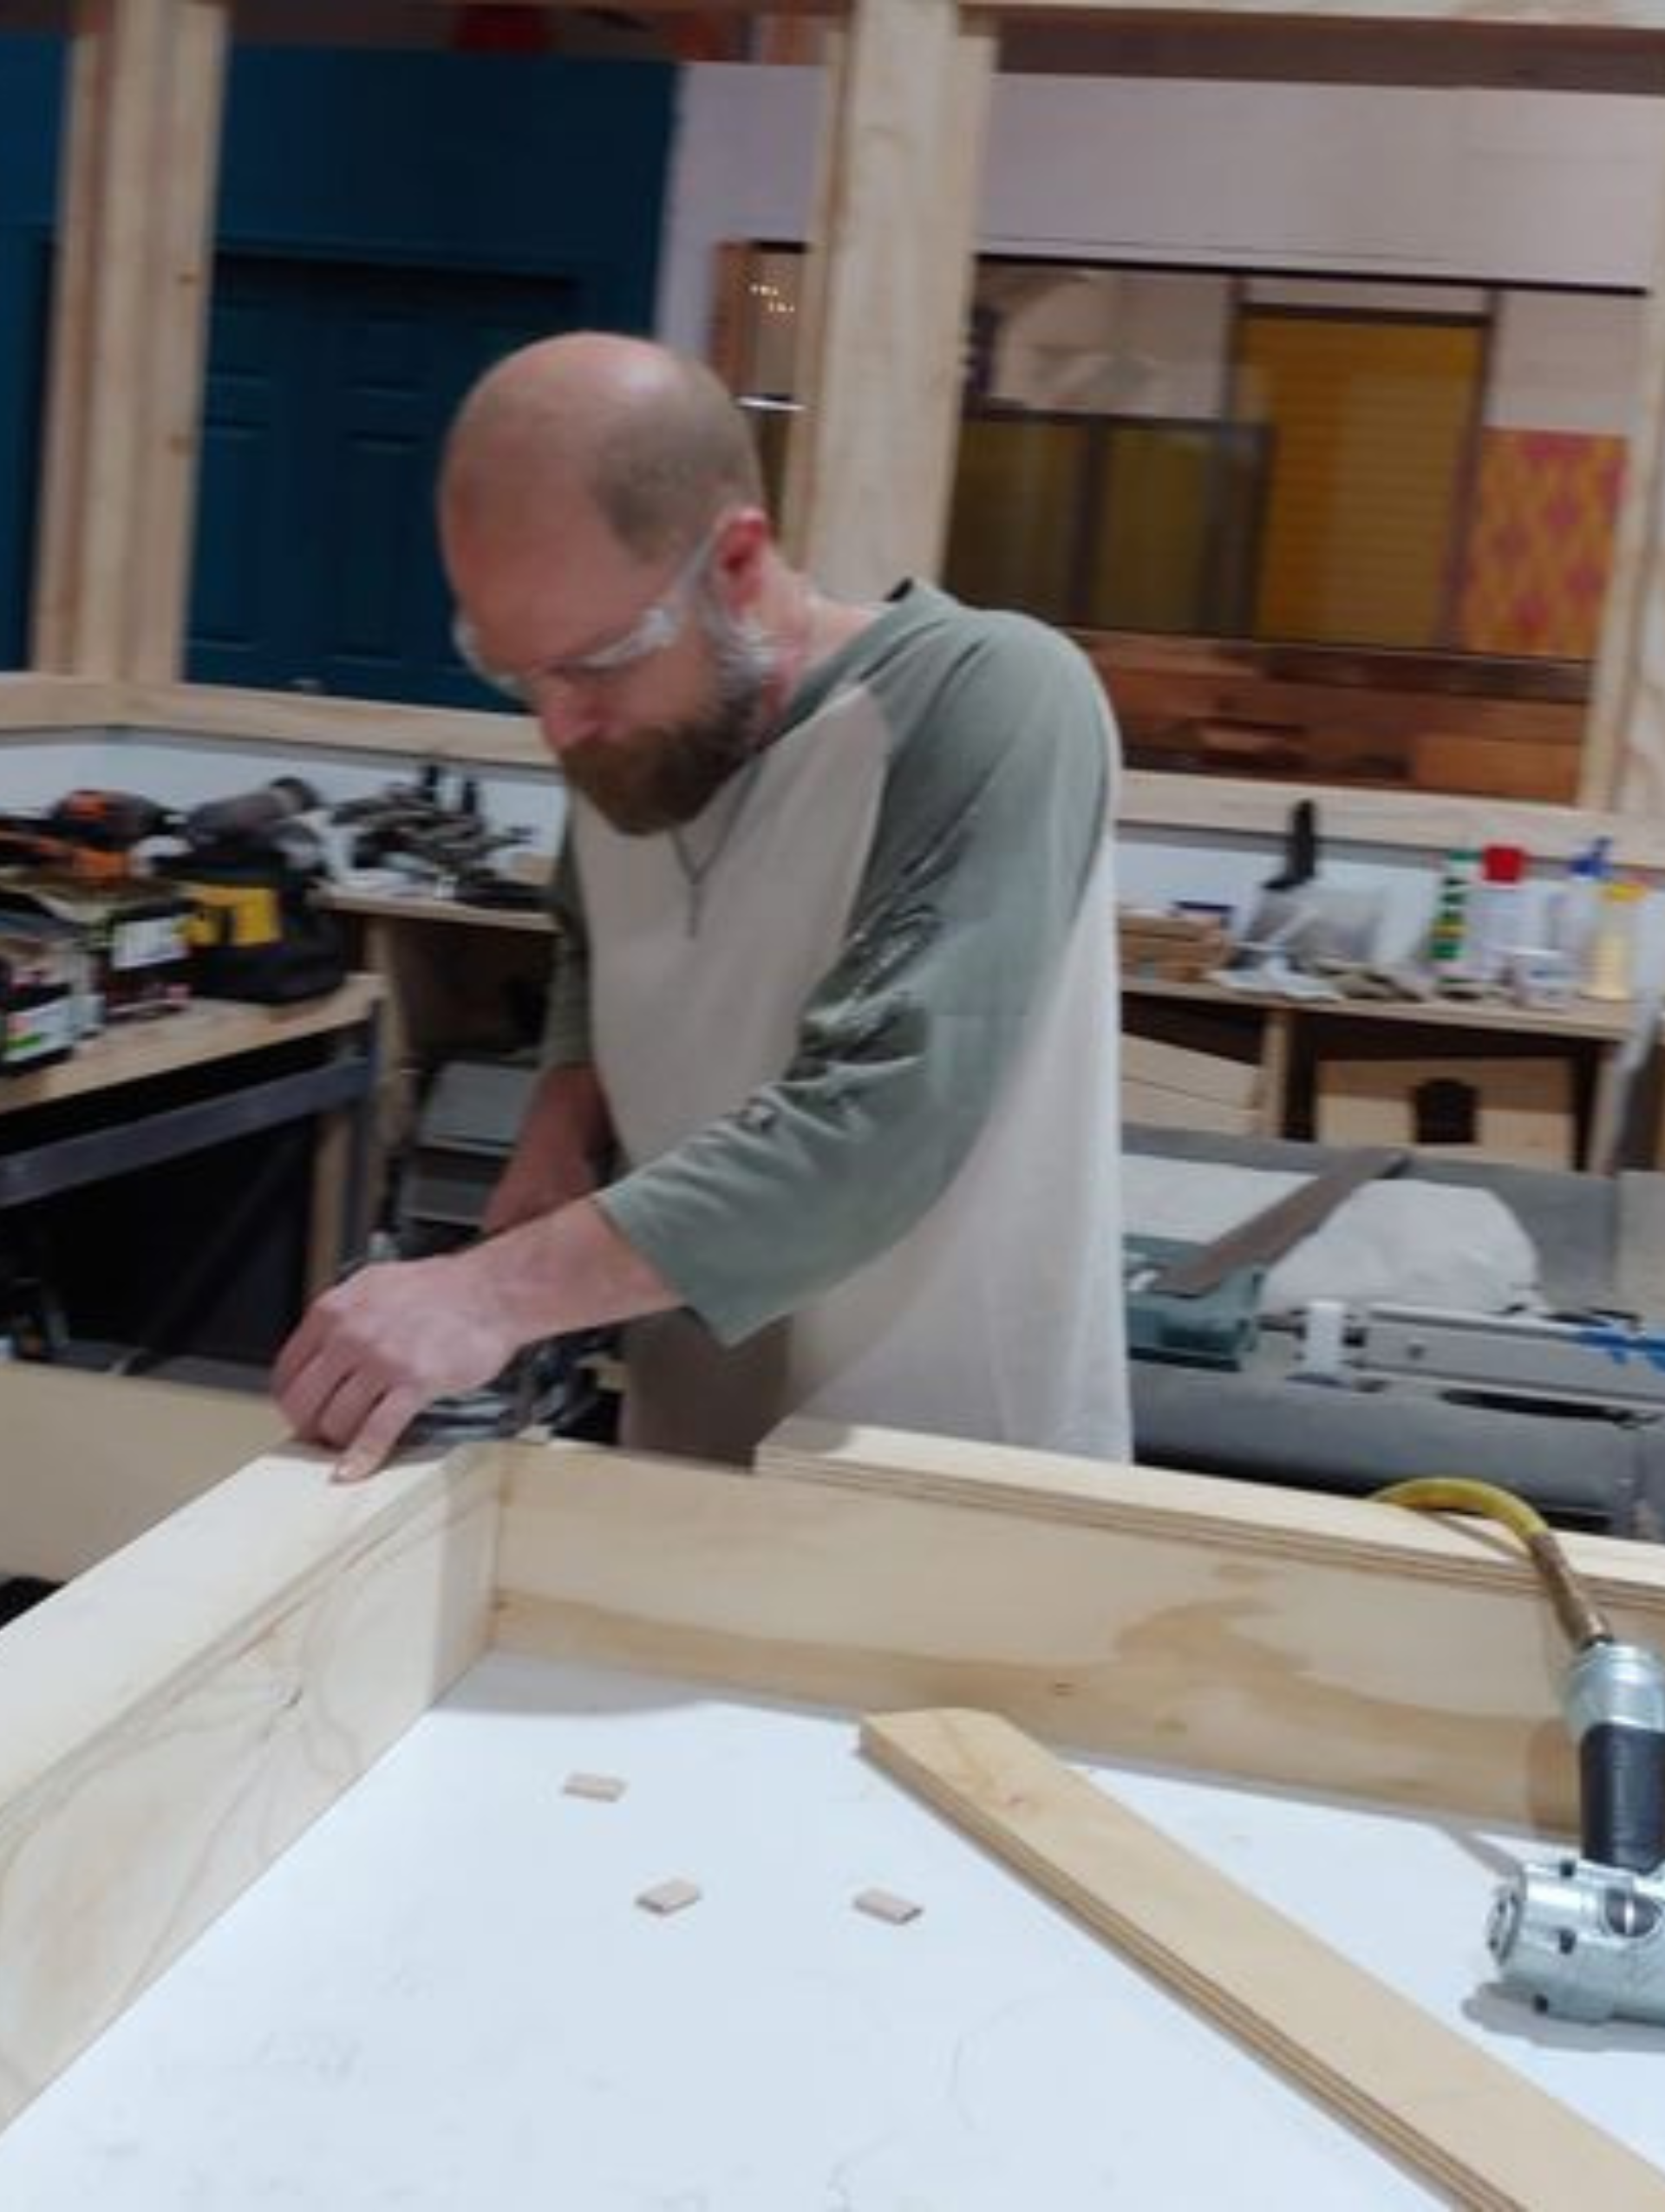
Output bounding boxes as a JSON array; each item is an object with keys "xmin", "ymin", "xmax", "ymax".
[{"xmin": 441, "ymin": 332, "xmax": 764, "ymax": 564}]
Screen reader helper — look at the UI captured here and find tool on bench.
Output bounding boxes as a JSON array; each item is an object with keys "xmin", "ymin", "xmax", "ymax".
[
  {"xmin": 1382, "ymin": 1478, "xmax": 1665, "ymax": 2026},
  {"xmin": 0, "ymin": 910, "xmax": 82, "ymax": 1071},
  {"xmin": 0, "ymin": 874, "xmax": 193, "ymax": 1026},
  {"xmin": 332, "ymin": 765, "xmax": 538, "ymax": 905},
  {"xmin": 182, "ymin": 776, "xmax": 319, "ymax": 850},
  {"xmin": 0, "ymin": 789, "xmax": 172, "ymax": 880},
  {"xmin": 1348, "ymin": 1305, "xmax": 1665, "ymax": 1413},
  {"xmin": 1126, "ymin": 1146, "xmax": 1409, "ymax": 1366},
  {"xmin": 154, "ymin": 779, "xmax": 344, "ymax": 1005},
  {"xmin": 1, "ymin": 779, "xmax": 321, "ymax": 867}
]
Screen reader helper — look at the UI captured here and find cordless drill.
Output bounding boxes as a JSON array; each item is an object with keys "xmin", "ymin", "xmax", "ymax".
[{"xmin": 0, "ymin": 788, "xmax": 174, "ymax": 879}]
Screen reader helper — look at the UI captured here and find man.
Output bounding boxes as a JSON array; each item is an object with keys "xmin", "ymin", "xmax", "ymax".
[{"xmin": 275, "ymin": 331, "xmax": 1127, "ymax": 1479}]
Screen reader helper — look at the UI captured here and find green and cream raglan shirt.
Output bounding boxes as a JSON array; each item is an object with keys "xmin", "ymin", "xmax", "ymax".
[{"xmin": 544, "ymin": 580, "xmax": 1128, "ymax": 1465}]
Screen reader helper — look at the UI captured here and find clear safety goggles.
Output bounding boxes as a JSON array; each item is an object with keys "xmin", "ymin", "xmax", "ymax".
[{"xmin": 453, "ymin": 522, "xmax": 720, "ymax": 706}]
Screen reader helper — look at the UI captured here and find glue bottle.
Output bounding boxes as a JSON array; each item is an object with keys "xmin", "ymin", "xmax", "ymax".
[
  {"xmin": 1466, "ymin": 845, "xmax": 1527, "ymax": 983},
  {"xmin": 1583, "ymin": 878, "xmax": 1643, "ymax": 1002}
]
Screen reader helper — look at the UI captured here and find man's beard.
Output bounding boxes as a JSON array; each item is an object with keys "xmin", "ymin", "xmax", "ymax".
[{"xmin": 561, "ymin": 604, "xmax": 776, "ymax": 837}]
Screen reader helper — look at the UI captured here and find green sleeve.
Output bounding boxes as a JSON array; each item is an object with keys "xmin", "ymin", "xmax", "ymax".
[
  {"xmin": 539, "ymin": 830, "xmax": 594, "ymax": 1071},
  {"xmin": 597, "ymin": 616, "xmax": 1114, "ymax": 1344}
]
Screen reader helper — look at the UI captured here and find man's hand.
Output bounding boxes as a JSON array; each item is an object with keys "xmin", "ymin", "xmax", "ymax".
[{"xmin": 273, "ymin": 1250, "xmax": 521, "ymax": 1484}]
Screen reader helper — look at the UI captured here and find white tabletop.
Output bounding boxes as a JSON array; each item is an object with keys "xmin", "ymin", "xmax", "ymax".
[{"xmin": 0, "ymin": 1648, "xmax": 1659, "ymax": 2209}]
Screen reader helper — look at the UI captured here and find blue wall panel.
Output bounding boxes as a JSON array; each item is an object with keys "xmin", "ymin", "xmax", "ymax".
[
  {"xmin": 193, "ymin": 50, "xmax": 676, "ymax": 699},
  {"xmin": 0, "ymin": 41, "xmax": 674, "ymax": 693},
  {"xmin": 0, "ymin": 36, "xmax": 63, "ymax": 669},
  {"xmin": 217, "ymin": 52, "xmax": 673, "ymax": 330}
]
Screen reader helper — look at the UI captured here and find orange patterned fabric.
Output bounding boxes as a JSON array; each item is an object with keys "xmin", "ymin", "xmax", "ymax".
[{"xmin": 1458, "ymin": 429, "xmax": 1627, "ymax": 657}]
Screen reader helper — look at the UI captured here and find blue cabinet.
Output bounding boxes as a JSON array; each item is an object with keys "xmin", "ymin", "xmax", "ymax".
[
  {"xmin": 191, "ymin": 256, "xmax": 584, "ymax": 703},
  {"xmin": 0, "ymin": 36, "xmax": 64, "ymax": 668},
  {"xmin": 187, "ymin": 50, "xmax": 675, "ymax": 705}
]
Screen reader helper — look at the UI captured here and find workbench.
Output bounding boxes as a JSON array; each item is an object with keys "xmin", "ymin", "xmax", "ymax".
[
  {"xmin": 0, "ymin": 974, "xmax": 382, "ymax": 1312},
  {"xmin": 323, "ymin": 885, "xmax": 1662, "ymax": 1177},
  {"xmin": 0, "ymin": 1406, "xmax": 1663, "ymax": 2206},
  {"xmin": 1124, "ymin": 974, "xmax": 1654, "ymax": 1172},
  {"xmin": 323, "ymin": 888, "xmax": 551, "ymax": 1158}
]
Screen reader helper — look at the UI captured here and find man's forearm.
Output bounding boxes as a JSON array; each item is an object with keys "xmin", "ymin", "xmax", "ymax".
[
  {"xmin": 463, "ymin": 1192, "xmax": 679, "ymax": 1343},
  {"xmin": 484, "ymin": 1062, "xmax": 615, "ymax": 1235}
]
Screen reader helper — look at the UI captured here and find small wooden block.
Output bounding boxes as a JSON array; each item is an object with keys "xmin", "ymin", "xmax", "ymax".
[
  {"xmin": 562, "ymin": 1771, "xmax": 627, "ymax": 1802},
  {"xmin": 852, "ymin": 1886, "xmax": 923, "ymax": 1925},
  {"xmin": 636, "ymin": 1877, "xmax": 702, "ymax": 1916}
]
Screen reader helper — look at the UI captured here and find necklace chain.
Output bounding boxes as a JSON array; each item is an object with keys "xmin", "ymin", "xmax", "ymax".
[
  {"xmin": 669, "ymin": 748, "xmax": 768, "ymax": 936},
  {"xmin": 669, "ymin": 584, "xmax": 822, "ymax": 939}
]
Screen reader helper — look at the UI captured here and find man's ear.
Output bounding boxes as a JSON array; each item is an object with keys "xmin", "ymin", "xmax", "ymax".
[{"xmin": 710, "ymin": 506, "xmax": 772, "ymax": 609}]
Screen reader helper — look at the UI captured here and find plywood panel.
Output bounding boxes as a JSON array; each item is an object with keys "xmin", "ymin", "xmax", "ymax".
[
  {"xmin": 0, "ymin": 1445, "xmax": 497, "ymax": 2125},
  {"xmin": 493, "ymin": 1426, "xmax": 1665, "ymax": 1837}
]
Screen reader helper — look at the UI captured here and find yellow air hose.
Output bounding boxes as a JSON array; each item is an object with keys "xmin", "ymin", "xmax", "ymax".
[{"xmin": 1374, "ymin": 1476, "xmax": 1613, "ymax": 1654}]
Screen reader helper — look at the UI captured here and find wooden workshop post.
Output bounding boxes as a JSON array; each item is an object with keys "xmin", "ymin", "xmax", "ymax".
[
  {"xmin": 781, "ymin": 0, "xmax": 995, "ymax": 599},
  {"xmin": 31, "ymin": 0, "xmax": 230, "ymax": 683},
  {"xmin": 1575, "ymin": 112, "xmax": 1665, "ymax": 814}
]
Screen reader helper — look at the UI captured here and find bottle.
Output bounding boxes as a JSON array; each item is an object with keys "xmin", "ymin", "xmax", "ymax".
[
  {"xmin": 1583, "ymin": 879, "xmax": 1643, "ymax": 1002},
  {"xmin": 1427, "ymin": 845, "xmax": 1481, "ymax": 972},
  {"xmin": 1466, "ymin": 844, "xmax": 1527, "ymax": 983},
  {"xmin": 1552, "ymin": 837, "xmax": 1610, "ymax": 987}
]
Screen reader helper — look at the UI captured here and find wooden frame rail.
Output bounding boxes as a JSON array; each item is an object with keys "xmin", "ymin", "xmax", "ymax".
[
  {"xmin": 7, "ymin": 1411, "xmax": 1665, "ymax": 2138},
  {"xmin": 15, "ymin": 0, "xmax": 1665, "ymax": 846}
]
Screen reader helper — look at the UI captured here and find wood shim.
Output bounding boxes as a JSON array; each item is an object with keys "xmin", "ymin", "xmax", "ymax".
[
  {"xmin": 852, "ymin": 1886, "xmax": 922, "ymax": 1925},
  {"xmin": 861, "ymin": 1708, "xmax": 1665, "ymax": 2212},
  {"xmin": 562, "ymin": 1772, "xmax": 627, "ymax": 1803},
  {"xmin": 636, "ymin": 1879, "xmax": 702, "ymax": 1917}
]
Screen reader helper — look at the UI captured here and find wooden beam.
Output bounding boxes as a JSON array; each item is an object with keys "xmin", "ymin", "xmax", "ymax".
[
  {"xmin": 0, "ymin": 675, "xmax": 124, "ymax": 730},
  {"xmin": 782, "ymin": 0, "xmax": 996, "ymax": 596},
  {"xmin": 863, "ymin": 1706, "xmax": 1665, "ymax": 2212},
  {"xmin": 0, "ymin": 1443, "xmax": 498, "ymax": 2127},
  {"xmin": 992, "ymin": 0, "xmax": 1665, "ymax": 25},
  {"xmin": 492, "ymin": 1425, "xmax": 1665, "ymax": 1837},
  {"xmin": 1119, "ymin": 767, "xmax": 1665, "ymax": 868},
  {"xmin": 1586, "ymin": 138, "xmax": 1665, "ymax": 815},
  {"xmin": 118, "ymin": 678, "xmax": 553, "ymax": 769},
  {"xmin": 32, "ymin": 0, "xmax": 229, "ymax": 682},
  {"xmin": 997, "ymin": 16, "xmax": 1665, "ymax": 92}
]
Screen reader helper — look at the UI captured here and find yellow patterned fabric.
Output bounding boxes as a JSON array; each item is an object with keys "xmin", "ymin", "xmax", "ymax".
[{"xmin": 1459, "ymin": 430, "xmax": 1626, "ymax": 657}]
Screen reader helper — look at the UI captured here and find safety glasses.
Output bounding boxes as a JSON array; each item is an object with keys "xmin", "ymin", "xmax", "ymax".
[{"xmin": 453, "ymin": 522, "xmax": 721, "ymax": 705}]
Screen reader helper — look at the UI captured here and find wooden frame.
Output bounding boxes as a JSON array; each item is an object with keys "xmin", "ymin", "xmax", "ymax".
[
  {"xmin": 8, "ymin": 1401, "xmax": 1665, "ymax": 2136},
  {"xmin": 10, "ymin": 0, "xmax": 1665, "ymax": 851}
]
